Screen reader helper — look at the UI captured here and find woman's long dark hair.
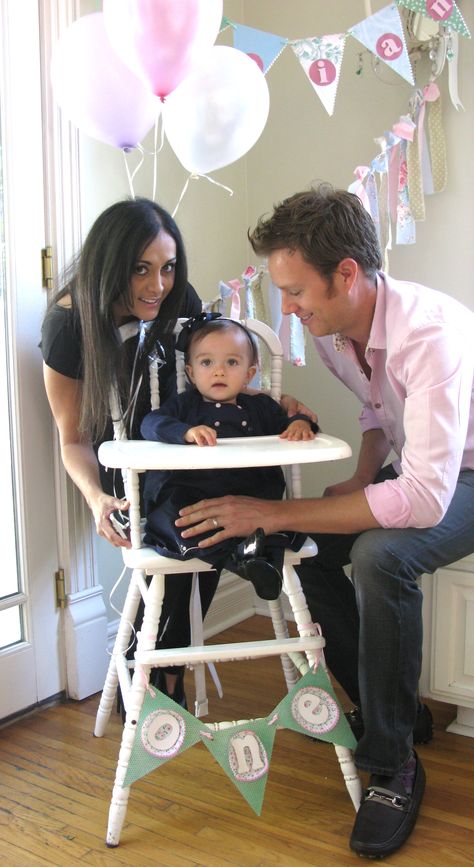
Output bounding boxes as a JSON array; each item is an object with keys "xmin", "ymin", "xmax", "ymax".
[{"xmin": 49, "ymin": 197, "xmax": 188, "ymax": 440}]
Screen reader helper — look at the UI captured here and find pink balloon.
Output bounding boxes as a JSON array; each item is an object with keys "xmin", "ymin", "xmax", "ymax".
[
  {"xmin": 50, "ymin": 13, "xmax": 161, "ymax": 149},
  {"xmin": 103, "ymin": 0, "xmax": 223, "ymax": 99}
]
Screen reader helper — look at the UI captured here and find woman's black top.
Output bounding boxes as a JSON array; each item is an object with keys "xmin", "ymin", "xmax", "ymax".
[{"xmin": 41, "ymin": 282, "xmax": 201, "ymax": 496}]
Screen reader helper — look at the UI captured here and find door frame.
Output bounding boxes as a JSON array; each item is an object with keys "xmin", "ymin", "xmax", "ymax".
[{"xmin": 39, "ymin": 0, "xmax": 108, "ymax": 700}]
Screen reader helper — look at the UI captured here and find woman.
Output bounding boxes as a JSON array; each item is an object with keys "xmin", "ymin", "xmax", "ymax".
[
  {"xmin": 41, "ymin": 197, "xmax": 213, "ymax": 703},
  {"xmin": 41, "ymin": 196, "xmax": 316, "ymax": 705}
]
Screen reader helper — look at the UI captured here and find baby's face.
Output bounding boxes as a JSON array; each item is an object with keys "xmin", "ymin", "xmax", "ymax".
[{"xmin": 185, "ymin": 328, "xmax": 256, "ymax": 403}]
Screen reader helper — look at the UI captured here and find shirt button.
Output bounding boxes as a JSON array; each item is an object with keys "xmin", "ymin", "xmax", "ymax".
[
  {"xmin": 237, "ymin": 405, "xmax": 242, "ymax": 410},
  {"xmin": 241, "ymin": 420, "xmax": 248, "ymax": 427},
  {"xmin": 215, "ymin": 402, "xmax": 221, "ymax": 408},
  {"xmin": 214, "ymin": 421, "xmax": 220, "ymax": 427},
  {"xmin": 374, "ymin": 402, "xmax": 381, "ymax": 409}
]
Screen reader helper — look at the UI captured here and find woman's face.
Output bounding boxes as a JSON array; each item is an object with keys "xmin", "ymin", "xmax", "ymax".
[{"xmin": 112, "ymin": 231, "xmax": 177, "ymax": 325}]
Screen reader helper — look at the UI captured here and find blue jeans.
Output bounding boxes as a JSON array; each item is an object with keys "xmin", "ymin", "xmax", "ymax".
[{"xmin": 297, "ymin": 466, "xmax": 474, "ymax": 776}]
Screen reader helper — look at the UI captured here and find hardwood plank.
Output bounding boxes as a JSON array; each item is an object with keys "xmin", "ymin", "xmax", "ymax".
[{"xmin": 0, "ymin": 616, "xmax": 473, "ymax": 866}]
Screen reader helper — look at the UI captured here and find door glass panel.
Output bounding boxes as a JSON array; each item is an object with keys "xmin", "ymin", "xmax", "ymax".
[
  {"xmin": 0, "ymin": 108, "xmax": 23, "ymax": 642},
  {"xmin": 0, "ymin": 606, "xmax": 22, "ymax": 649}
]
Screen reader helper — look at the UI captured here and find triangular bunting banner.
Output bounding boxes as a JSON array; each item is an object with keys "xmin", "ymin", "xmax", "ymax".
[
  {"xmin": 395, "ymin": 0, "xmax": 471, "ymax": 37},
  {"xmin": 291, "ymin": 34, "xmax": 346, "ymax": 116},
  {"xmin": 274, "ymin": 664, "xmax": 357, "ymax": 749},
  {"xmin": 200, "ymin": 718, "xmax": 278, "ymax": 815},
  {"xmin": 350, "ymin": 3, "xmax": 414, "ymax": 85},
  {"xmin": 233, "ymin": 23, "xmax": 287, "ymax": 73},
  {"xmin": 219, "ymin": 16, "xmax": 233, "ymax": 33},
  {"xmin": 123, "ymin": 688, "xmax": 203, "ymax": 787}
]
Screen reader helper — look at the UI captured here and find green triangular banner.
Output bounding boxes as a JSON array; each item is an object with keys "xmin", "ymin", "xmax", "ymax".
[
  {"xmin": 123, "ymin": 688, "xmax": 203, "ymax": 787},
  {"xmin": 395, "ymin": 0, "xmax": 471, "ymax": 38},
  {"xmin": 274, "ymin": 664, "xmax": 357, "ymax": 749},
  {"xmin": 200, "ymin": 718, "xmax": 278, "ymax": 815}
]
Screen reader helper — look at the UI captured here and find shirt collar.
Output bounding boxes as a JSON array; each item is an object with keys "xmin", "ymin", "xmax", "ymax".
[{"xmin": 332, "ymin": 271, "xmax": 387, "ymax": 354}]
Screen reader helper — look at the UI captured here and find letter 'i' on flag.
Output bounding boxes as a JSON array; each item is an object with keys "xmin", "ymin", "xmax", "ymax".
[
  {"xmin": 291, "ymin": 34, "xmax": 347, "ymax": 116},
  {"xmin": 350, "ymin": 3, "xmax": 414, "ymax": 85}
]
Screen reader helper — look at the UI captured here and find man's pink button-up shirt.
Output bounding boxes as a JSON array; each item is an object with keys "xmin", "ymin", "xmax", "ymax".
[{"xmin": 313, "ymin": 273, "xmax": 474, "ymax": 529}]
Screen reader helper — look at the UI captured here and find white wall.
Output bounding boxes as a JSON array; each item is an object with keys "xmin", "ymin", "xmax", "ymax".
[{"xmin": 78, "ymin": 1, "xmax": 473, "ymax": 613}]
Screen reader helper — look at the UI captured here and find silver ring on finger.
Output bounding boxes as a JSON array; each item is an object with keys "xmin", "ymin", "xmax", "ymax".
[{"xmin": 211, "ymin": 518, "xmax": 219, "ymax": 529}]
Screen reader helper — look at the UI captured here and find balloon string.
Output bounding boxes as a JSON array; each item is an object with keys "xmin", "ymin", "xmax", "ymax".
[
  {"xmin": 152, "ymin": 111, "xmax": 164, "ymax": 202},
  {"xmin": 172, "ymin": 173, "xmax": 234, "ymax": 218},
  {"xmin": 122, "ymin": 145, "xmax": 145, "ymax": 199}
]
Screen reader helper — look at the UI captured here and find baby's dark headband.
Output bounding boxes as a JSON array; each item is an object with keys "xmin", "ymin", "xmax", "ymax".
[{"xmin": 176, "ymin": 313, "xmax": 258, "ymax": 362}]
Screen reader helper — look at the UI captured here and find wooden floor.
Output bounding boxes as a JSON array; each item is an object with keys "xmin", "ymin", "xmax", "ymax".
[{"xmin": 0, "ymin": 615, "xmax": 473, "ymax": 866}]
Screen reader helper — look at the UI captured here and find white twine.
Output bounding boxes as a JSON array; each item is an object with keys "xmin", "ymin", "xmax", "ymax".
[
  {"xmin": 172, "ymin": 173, "xmax": 234, "ymax": 218},
  {"xmin": 122, "ymin": 144, "xmax": 145, "ymax": 199}
]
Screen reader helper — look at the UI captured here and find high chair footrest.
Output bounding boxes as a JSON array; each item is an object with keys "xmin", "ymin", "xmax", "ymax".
[{"xmin": 135, "ymin": 635, "xmax": 324, "ymax": 668}]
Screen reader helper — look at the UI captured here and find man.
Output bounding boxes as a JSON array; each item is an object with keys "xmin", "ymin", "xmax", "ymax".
[{"xmin": 176, "ymin": 184, "xmax": 474, "ymax": 858}]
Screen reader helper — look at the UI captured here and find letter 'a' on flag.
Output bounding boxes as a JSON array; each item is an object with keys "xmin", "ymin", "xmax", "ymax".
[{"xmin": 350, "ymin": 2, "xmax": 414, "ymax": 85}]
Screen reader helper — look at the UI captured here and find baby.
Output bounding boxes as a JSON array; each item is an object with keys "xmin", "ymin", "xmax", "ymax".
[{"xmin": 140, "ymin": 314, "xmax": 319, "ymax": 599}]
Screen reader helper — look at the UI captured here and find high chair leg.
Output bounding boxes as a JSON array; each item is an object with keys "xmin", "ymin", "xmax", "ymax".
[
  {"xmin": 282, "ymin": 562, "xmax": 362, "ymax": 812},
  {"xmin": 106, "ymin": 572, "xmax": 166, "ymax": 847},
  {"xmin": 94, "ymin": 568, "xmax": 142, "ymax": 738},
  {"xmin": 267, "ymin": 596, "xmax": 300, "ymax": 690}
]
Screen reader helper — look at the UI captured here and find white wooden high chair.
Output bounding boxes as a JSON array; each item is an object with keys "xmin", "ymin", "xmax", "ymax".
[{"xmin": 94, "ymin": 319, "xmax": 361, "ymax": 846}]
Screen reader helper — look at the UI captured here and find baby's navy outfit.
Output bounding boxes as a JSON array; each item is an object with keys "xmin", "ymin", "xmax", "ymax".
[{"xmin": 140, "ymin": 389, "xmax": 318, "ymax": 598}]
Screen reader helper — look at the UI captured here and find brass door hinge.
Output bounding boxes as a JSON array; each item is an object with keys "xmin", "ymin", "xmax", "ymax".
[
  {"xmin": 41, "ymin": 246, "xmax": 54, "ymax": 290},
  {"xmin": 55, "ymin": 568, "xmax": 66, "ymax": 609}
]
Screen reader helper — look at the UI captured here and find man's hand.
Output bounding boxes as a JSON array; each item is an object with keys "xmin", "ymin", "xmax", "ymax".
[
  {"xmin": 280, "ymin": 393, "xmax": 318, "ymax": 424},
  {"xmin": 184, "ymin": 425, "xmax": 217, "ymax": 446},
  {"xmin": 280, "ymin": 419, "xmax": 316, "ymax": 441},
  {"xmin": 176, "ymin": 495, "xmax": 278, "ymax": 546}
]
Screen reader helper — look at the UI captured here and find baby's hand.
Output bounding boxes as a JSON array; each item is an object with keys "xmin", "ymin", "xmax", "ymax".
[
  {"xmin": 280, "ymin": 420, "xmax": 316, "ymax": 441},
  {"xmin": 184, "ymin": 425, "xmax": 217, "ymax": 446}
]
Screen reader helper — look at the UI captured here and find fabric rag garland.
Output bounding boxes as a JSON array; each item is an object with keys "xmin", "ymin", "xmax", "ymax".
[
  {"xmin": 348, "ymin": 81, "xmax": 447, "ymax": 265},
  {"xmin": 204, "ymin": 267, "xmax": 305, "ymax": 373},
  {"xmin": 123, "ymin": 661, "xmax": 356, "ymax": 816}
]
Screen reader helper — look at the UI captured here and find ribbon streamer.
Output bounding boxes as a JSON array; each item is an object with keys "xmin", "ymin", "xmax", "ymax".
[{"xmin": 173, "ymin": 173, "xmax": 234, "ymax": 219}]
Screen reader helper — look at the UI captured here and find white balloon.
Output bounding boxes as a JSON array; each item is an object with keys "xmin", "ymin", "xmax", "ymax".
[{"xmin": 163, "ymin": 45, "xmax": 270, "ymax": 175}]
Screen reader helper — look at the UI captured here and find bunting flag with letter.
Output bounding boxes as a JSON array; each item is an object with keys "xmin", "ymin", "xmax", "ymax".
[
  {"xmin": 273, "ymin": 664, "xmax": 357, "ymax": 749},
  {"xmin": 233, "ymin": 23, "xmax": 287, "ymax": 73},
  {"xmin": 350, "ymin": 3, "xmax": 414, "ymax": 85},
  {"xmin": 123, "ymin": 687, "xmax": 203, "ymax": 787},
  {"xmin": 395, "ymin": 0, "xmax": 471, "ymax": 37},
  {"xmin": 200, "ymin": 717, "xmax": 278, "ymax": 815},
  {"xmin": 291, "ymin": 34, "xmax": 347, "ymax": 116}
]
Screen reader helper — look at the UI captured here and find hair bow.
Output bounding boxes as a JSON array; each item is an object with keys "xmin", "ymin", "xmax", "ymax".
[{"xmin": 175, "ymin": 311, "xmax": 222, "ymax": 354}]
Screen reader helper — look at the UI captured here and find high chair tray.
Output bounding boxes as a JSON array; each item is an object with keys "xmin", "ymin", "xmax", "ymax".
[{"xmin": 98, "ymin": 433, "xmax": 352, "ymax": 472}]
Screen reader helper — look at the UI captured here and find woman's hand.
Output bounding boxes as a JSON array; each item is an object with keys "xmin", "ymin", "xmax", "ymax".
[
  {"xmin": 175, "ymin": 495, "xmax": 278, "ymax": 547},
  {"xmin": 280, "ymin": 393, "xmax": 318, "ymax": 425},
  {"xmin": 90, "ymin": 493, "xmax": 132, "ymax": 548},
  {"xmin": 280, "ymin": 420, "xmax": 315, "ymax": 441}
]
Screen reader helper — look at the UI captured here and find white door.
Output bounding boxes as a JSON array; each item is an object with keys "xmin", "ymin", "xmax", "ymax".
[{"xmin": 0, "ymin": 0, "xmax": 63, "ymax": 719}]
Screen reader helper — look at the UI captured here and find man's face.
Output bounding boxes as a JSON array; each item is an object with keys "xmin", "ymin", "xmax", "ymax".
[{"xmin": 268, "ymin": 248, "xmax": 351, "ymax": 338}]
